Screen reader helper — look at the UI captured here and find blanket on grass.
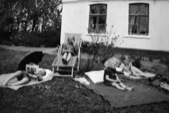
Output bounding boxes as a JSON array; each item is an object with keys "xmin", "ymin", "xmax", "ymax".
[
  {"xmin": 84, "ymin": 79, "xmax": 169, "ymax": 108},
  {"xmin": 84, "ymin": 71, "xmax": 169, "ymax": 108},
  {"xmin": 0, "ymin": 70, "xmax": 53, "ymax": 90}
]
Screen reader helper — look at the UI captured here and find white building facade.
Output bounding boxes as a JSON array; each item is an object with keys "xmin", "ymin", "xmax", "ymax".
[{"xmin": 61, "ymin": 0, "xmax": 169, "ymax": 51}]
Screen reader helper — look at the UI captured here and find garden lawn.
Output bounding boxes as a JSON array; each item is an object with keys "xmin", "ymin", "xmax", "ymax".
[{"xmin": 0, "ymin": 47, "xmax": 169, "ymax": 113}]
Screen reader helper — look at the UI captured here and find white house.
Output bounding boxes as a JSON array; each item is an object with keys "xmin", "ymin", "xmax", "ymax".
[{"xmin": 61, "ymin": 0, "xmax": 169, "ymax": 51}]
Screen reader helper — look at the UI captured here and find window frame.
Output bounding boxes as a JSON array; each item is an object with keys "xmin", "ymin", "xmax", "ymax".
[
  {"xmin": 88, "ymin": 4, "xmax": 107, "ymax": 34},
  {"xmin": 128, "ymin": 3, "xmax": 149, "ymax": 36}
]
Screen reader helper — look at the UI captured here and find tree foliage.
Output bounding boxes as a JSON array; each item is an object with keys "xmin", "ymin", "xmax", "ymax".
[{"xmin": 0, "ymin": 0, "xmax": 62, "ymax": 46}]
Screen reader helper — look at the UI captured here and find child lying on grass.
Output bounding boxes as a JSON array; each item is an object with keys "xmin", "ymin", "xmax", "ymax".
[{"xmin": 3, "ymin": 64, "xmax": 53, "ymax": 86}]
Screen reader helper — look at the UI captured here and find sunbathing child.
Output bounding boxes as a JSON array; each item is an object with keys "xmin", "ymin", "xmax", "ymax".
[
  {"xmin": 3, "ymin": 64, "xmax": 53, "ymax": 86},
  {"xmin": 3, "ymin": 70, "xmax": 31, "ymax": 86},
  {"xmin": 104, "ymin": 67, "xmax": 133, "ymax": 91},
  {"xmin": 120, "ymin": 55, "xmax": 157, "ymax": 79},
  {"xmin": 159, "ymin": 79, "xmax": 169, "ymax": 91},
  {"xmin": 62, "ymin": 37, "xmax": 78, "ymax": 64}
]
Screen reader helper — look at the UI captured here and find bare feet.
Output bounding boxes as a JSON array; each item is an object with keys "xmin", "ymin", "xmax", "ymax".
[
  {"xmin": 126, "ymin": 87, "xmax": 134, "ymax": 91},
  {"xmin": 3, "ymin": 82, "xmax": 8, "ymax": 86}
]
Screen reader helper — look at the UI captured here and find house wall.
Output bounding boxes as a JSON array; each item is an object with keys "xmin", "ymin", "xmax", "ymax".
[{"xmin": 61, "ymin": 0, "xmax": 169, "ymax": 51}]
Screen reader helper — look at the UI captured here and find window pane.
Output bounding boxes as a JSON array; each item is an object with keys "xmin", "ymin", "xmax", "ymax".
[
  {"xmin": 89, "ymin": 16, "xmax": 97, "ymax": 25},
  {"xmin": 100, "ymin": 4, "xmax": 107, "ymax": 14},
  {"xmin": 140, "ymin": 4, "xmax": 149, "ymax": 15},
  {"xmin": 130, "ymin": 4, "xmax": 140, "ymax": 15},
  {"xmin": 90, "ymin": 5, "xmax": 99, "ymax": 14},
  {"xmin": 98, "ymin": 16, "xmax": 106, "ymax": 33},
  {"xmin": 98, "ymin": 24, "xmax": 106, "ymax": 33},
  {"xmin": 89, "ymin": 16, "xmax": 97, "ymax": 33},
  {"xmin": 89, "ymin": 4, "xmax": 107, "ymax": 33},
  {"xmin": 129, "ymin": 3, "xmax": 149, "ymax": 35},
  {"xmin": 99, "ymin": 16, "xmax": 106, "ymax": 24},
  {"xmin": 139, "ymin": 16, "xmax": 149, "ymax": 35},
  {"xmin": 129, "ymin": 16, "xmax": 139, "ymax": 34}
]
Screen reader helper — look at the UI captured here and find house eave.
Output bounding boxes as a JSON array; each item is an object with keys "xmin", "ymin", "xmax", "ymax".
[{"xmin": 63, "ymin": 0, "xmax": 169, "ymax": 3}]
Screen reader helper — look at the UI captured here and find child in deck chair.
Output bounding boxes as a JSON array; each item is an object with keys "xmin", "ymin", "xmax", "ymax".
[
  {"xmin": 104, "ymin": 67, "xmax": 133, "ymax": 91},
  {"xmin": 62, "ymin": 37, "xmax": 78, "ymax": 64}
]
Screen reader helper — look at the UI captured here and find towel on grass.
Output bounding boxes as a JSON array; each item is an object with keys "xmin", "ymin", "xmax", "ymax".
[
  {"xmin": 85, "ymin": 70, "xmax": 104, "ymax": 84},
  {"xmin": 0, "ymin": 69, "xmax": 53, "ymax": 90},
  {"xmin": 83, "ymin": 70, "xmax": 169, "ymax": 107},
  {"xmin": 83, "ymin": 76, "xmax": 169, "ymax": 108},
  {"xmin": 74, "ymin": 77, "xmax": 90, "ymax": 85}
]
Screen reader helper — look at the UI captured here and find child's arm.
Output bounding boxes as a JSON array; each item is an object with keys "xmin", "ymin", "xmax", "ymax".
[
  {"xmin": 105, "ymin": 74, "xmax": 121, "ymax": 83},
  {"xmin": 29, "ymin": 74, "xmax": 38, "ymax": 79},
  {"xmin": 115, "ymin": 67, "xmax": 123, "ymax": 73}
]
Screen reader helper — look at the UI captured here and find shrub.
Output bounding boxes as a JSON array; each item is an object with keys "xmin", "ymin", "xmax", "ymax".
[
  {"xmin": 10, "ymin": 30, "xmax": 60, "ymax": 47},
  {"xmin": 81, "ymin": 41, "xmax": 115, "ymax": 72},
  {"xmin": 81, "ymin": 42, "xmax": 169, "ymax": 72}
]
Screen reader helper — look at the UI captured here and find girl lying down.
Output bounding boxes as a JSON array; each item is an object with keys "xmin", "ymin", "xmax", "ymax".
[
  {"xmin": 120, "ymin": 55, "xmax": 158, "ymax": 79},
  {"xmin": 103, "ymin": 55, "xmax": 160, "ymax": 80},
  {"xmin": 3, "ymin": 64, "xmax": 53, "ymax": 86}
]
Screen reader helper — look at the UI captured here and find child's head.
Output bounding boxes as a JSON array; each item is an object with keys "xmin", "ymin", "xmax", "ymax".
[
  {"xmin": 104, "ymin": 67, "xmax": 117, "ymax": 79},
  {"xmin": 36, "ymin": 68, "xmax": 46, "ymax": 81},
  {"xmin": 121, "ymin": 55, "xmax": 130, "ymax": 66},
  {"xmin": 68, "ymin": 37, "xmax": 75, "ymax": 45},
  {"xmin": 105, "ymin": 67, "xmax": 117, "ymax": 74}
]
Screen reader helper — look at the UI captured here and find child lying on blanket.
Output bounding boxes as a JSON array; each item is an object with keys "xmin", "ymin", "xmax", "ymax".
[
  {"xmin": 120, "ymin": 55, "xmax": 157, "ymax": 79},
  {"xmin": 149, "ymin": 76, "xmax": 169, "ymax": 91},
  {"xmin": 3, "ymin": 64, "xmax": 53, "ymax": 86},
  {"xmin": 104, "ymin": 67, "xmax": 133, "ymax": 91}
]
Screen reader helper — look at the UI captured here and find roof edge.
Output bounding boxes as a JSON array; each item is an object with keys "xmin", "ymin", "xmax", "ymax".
[{"xmin": 63, "ymin": 0, "xmax": 169, "ymax": 3}]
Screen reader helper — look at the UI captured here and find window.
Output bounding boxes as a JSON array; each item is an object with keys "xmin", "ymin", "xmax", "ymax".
[
  {"xmin": 129, "ymin": 3, "xmax": 149, "ymax": 35},
  {"xmin": 88, "ymin": 4, "xmax": 107, "ymax": 33}
]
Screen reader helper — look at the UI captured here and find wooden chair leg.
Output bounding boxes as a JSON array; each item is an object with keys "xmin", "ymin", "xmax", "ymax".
[
  {"xmin": 57, "ymin": 67, "xmax": 59, "ymax": 72},
  {"xmin": 52, "ymin": 67, "xmax": 55, "ymax": 73},
  {"xmin": 71, "ymin": 67, "xmax": 74, "ymax": 78}
]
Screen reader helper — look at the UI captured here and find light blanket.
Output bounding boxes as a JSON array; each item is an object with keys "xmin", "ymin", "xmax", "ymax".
[
  {"xmin": 0, "ymin": 69, "xmax": 53, "ymax": 90},
  {"xmin": 85, "ymin": 70, "xmax": 104, "ymax": 84}
]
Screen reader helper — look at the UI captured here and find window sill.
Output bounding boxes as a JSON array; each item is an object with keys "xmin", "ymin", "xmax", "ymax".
[
  {"xmin": 87, "ymin": 33, "xmax": 107, "ymax": 37},
  {"xmin": 124, "ymin": 35, "xmax": 150, "ymax": 39}
]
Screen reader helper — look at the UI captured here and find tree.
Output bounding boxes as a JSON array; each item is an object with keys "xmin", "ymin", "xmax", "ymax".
[{"xmin": 0, "ymin": 0, "xmax": 62, "ymax": 41}]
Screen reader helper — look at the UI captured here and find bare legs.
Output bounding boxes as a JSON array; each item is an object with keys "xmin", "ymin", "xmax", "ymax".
[
  {"xmin": 112, "ymin": 82, "xmax": 133, "ymax": 91},
  {"xmin": 4, "ymin": 71, "xmax": 30, "ymax": 86},
  {"xmin": 131, "ymin": 66, "xmax": 156, "ymax": 78},
  {"xmin": 62, "ymin": 52, "xmax": 72, "ymax": 64},
  {"xmin": 9, "ymin": 76, "xmax": 30, "ymax": 86}
]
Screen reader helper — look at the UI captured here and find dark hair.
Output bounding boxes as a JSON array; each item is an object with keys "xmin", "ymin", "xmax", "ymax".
[
  {"xmin": 101, "ymin": 58, "xmax": 107, "ymax": 64},
  {"xmin": 121, "ymin": 55, "xmax": 130, "ymax": 62},
  {"xmin": 104, "ymin": 67, "xmax": 117, "ymax": 74}
]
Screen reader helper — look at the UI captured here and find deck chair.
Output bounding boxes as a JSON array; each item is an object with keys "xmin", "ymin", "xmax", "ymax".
[{"xmin": 52, "ymin": 33, "xmax": 81, "ymax": 77}]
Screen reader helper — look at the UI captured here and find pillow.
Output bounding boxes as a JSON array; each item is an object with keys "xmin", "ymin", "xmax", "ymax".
[{"xmin": 85, "ymin": 70, "xmax": 104, "ymax": 84}]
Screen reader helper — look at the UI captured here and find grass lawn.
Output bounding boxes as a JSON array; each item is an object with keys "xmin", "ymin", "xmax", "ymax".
[{"xmin": 0, "ymin": 47, "xmax": 169, "ymax": 113}]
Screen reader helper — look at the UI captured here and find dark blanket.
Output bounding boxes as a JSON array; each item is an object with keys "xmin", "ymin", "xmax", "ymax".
[{"xmin": 84, "ymin": 77, "xmax": 169, "ymax": 108}]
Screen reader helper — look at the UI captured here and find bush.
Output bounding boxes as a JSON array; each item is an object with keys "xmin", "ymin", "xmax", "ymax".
[
  {"xmin": 81, "ymin": 41, "xmax": 115, "ymax": 60},
  {"xmin": 81, "ymin": 42, "xmax": 115, "ymax": 72},
  {"xmin": 81, "ymin": 42, "xmax": 169, "ymax": 71},
  {"xmin": 10, "ymin": 30, "xmax": 60, "ymax": 47}
]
